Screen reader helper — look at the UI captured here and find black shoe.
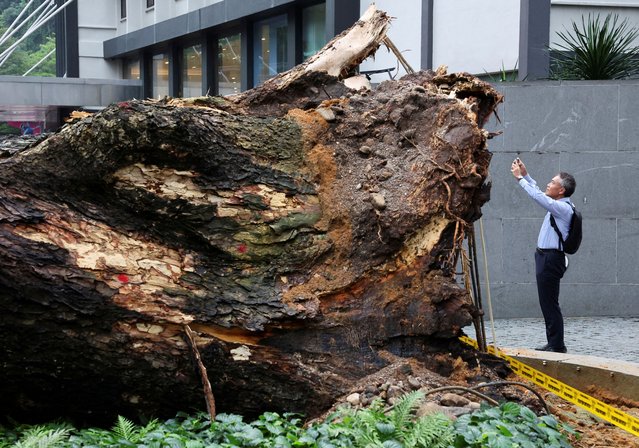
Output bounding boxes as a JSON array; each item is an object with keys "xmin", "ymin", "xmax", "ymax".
[{"xmin": 535, "ymin": 344, "xmax": 567, "ymax": 353}]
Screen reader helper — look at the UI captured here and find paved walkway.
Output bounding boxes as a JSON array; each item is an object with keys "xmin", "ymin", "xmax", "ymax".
[{"xmin": 465, "ymin": 316, "xmax": 639, "ymax": 364}]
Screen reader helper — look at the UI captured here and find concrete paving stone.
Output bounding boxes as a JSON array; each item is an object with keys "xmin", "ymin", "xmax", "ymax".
[{"xmin": 465, "ymin": 316, "xmax": 639, "ymax": 363}]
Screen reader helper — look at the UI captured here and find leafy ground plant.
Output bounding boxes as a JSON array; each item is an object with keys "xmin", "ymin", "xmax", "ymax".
[
  {"xmin": 1, "ymin": 425, "xmax": 70, "ymax": 448},
  {"xmin": 484, "ymin": 60, "xmax": 519, "ymax": 83},
  {"xmin": 332, "ymin": 390, "xmax": 454, "ymax": 448},
  {"xmin": 0, "ymin": 397, "xmax": 575, "ymax": 448},
  {"xmin": 452, "ymin": 401, "xmax": 575, "ymax": 448},
  {"xmin": 550, "ymin": 13, "xmax": 639, "ymax": 80}
]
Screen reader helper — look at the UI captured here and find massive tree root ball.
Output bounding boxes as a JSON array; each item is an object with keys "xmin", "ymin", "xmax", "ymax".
[{"xmin": 0, "ymin": 6, "xmax": 502, "ymax": 423}]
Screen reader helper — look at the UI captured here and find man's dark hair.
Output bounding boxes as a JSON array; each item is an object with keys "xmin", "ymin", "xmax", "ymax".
[{"xmin": 559, "ymin": 172, "xmax": 576, "ymax": 197}]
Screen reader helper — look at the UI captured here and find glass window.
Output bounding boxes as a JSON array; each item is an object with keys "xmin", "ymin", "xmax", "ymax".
[
  {"xmin": 146, "ymin": 0, "xmax": 155, "ymax": 7},
  {"xmin": 120, "ymin": 0, "xmax": 126, "ymax": 19},
  {"xmin": 218, "ymin": 33, "xmax": 242, "ymax": 96},
  {"xmin": 302, "ymin": 3, "xmax": 326, "ymax": 60},
  {"xmin": 152, "ymin": 53, "xmax": 169, "ymax": 98},
  {"xmin": 123, "ymin": 59, "xmax": 140, "ymax": 80},
  {"xmin": 182, "ymin": 45, "xmax": 202, "ymax": 97},
  {"xmin": 253, "ymin": 15, "xmax": 289, "ymax": 86}
]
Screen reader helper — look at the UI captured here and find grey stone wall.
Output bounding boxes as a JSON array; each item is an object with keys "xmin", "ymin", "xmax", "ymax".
[
  {"xmin": 0, "ymin": 76, "xmax": 142, "ymax": 108},
  {"xmin": 480, "ymin": 79, "xmax": 639, "ymax": 318}
]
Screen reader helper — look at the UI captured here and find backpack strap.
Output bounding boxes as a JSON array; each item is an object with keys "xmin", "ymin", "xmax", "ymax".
[{"xmin": 549, "ymin": 203, "xmax": 575, "ymax": 251}]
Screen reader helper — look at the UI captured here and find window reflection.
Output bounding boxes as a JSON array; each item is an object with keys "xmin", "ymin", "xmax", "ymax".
[
  {"xmin": 218, "ymin": 33, "xmax": 242, "ymax": 96},
  {"xmin": 182, "ymin": 45, "xmax": 202, "ymax": 97},
  {"xmin": 123, "ymin": 59, "xmax": 140, "ymax": 80},
  {"xmin": 253, "ymin": 15, "xmax": 288, "ymax": 86},
  {"xmin": 303, "ymin": 3, "xmax": 326, "ymax": 60},
  {"xmin": 152, "ymin": 53, "xmax": 169, "ymax": 98}
]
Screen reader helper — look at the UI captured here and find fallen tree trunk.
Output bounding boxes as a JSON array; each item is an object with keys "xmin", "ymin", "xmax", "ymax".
[{"xmin": 0, "ymin": 6, "xmax": 502, "ymax": 424}]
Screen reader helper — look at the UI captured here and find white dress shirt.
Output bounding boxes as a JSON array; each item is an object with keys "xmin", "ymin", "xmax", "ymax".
[{"xmin": 518, "ymin": 174, "xmax": 573, "ymax": 250}]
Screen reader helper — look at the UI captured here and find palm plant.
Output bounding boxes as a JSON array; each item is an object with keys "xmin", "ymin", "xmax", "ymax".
[{"xmin": 550, "ymin": 13, "xmax": 639, "ymax": 80}]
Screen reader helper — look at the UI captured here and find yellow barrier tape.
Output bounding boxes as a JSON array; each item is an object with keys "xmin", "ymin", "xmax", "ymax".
[{"xmin": 459, "ymin": 335, "xmax": 639, "ymax": 437}]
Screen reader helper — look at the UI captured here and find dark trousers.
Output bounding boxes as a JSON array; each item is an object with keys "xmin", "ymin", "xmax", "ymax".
[{"xmin": 535, "ymin": 250, "xmax": 567, "ymax": 349}]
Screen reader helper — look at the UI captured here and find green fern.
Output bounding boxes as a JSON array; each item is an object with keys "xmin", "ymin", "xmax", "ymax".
[
  {"xmin": 404, "ymin": 413, "xmax": 454, "ymax": 448},
  {"xmin": 13, "ymin": 426, "xmax": 70, "ymax": 448},
  {"xmin": 111, "ymin": 415, "xmax": 140, "ymax": 443},
  {"xmin": 343, "ymin": 391, "xmax": 455, "ymax": 448},
  {"xmin": 390, "ymin": 390, "xmax": 424, "ymax": 435}
]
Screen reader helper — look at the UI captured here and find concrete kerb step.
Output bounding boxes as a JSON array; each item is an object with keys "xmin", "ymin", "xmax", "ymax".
[{"xmin": 501, "ymin": 347, "xmax": 639, "ymax": 402}]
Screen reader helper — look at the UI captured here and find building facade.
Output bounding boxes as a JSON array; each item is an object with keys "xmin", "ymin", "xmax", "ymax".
[
  {"xmin": 57, "ymin": 0, "xmax": 639, "ymax": 94},
  {"xmin": 70, "ymin": 0, "xmax": 359, "ymax": 99}
]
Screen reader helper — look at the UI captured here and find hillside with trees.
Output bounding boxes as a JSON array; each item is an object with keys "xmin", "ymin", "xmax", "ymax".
[{"xmin": 0, "ymin": 0, "xmax": 56, "ymax": 77}]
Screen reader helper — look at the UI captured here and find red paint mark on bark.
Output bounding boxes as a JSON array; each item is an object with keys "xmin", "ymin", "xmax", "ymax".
[
  {"xmin": 237, "ymin": 244, "xmax": 248, "ymax": 253},
  {"xmin": 117, "ymin": 274, "xmax": 130, "ymax": 283}
]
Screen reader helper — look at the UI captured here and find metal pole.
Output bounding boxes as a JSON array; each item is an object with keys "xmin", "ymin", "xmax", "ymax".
[
  {"xmin": 0, "ymin": 0, "xmax": 35, "ymax": 44},
  {"xmin": 469, "ymin": 226, "xmax": 488, "ymax": 351},
  {"xmin": 0, "ymin": 1, "xmax": 54, "ymax": 65},
  {"xmin": 0, "ymin": 0, "xmax": 74, "ymax": 68},
  {"xmin": 0, "ymin": 0, "xmax": 51, "ymax": 47},
  {"xmin": 479, "ymin": 218, "xmax": 497, "ymax": 346},
  {"xmin": 27, "ymin": 1, "xmax": 57, "ymax": 33},
  {"xmin": 23, "ymin": 48, "xmax": 56, "ymax": 76},
  {"xmin": 467, "ymin": 226, "xmax": 487, "ymax": 352}
]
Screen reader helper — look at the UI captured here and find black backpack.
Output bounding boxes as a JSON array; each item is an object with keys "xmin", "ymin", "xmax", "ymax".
[{"xmin": 550, "ymin": 203, "xmax": 582, "ymax": 254}]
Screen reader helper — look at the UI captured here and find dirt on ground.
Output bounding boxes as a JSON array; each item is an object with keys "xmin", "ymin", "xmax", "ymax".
[{"xmin": 545, "ymin": 391, "xmax": 639, "ymax": 448}]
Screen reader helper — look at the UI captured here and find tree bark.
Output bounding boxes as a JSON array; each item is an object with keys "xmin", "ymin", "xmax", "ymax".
[{"xmin": 0, "ymin": 6, "xmax": 502, "ymax": 424}]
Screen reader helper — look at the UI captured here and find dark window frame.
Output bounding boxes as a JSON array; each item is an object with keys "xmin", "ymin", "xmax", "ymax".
[
  {"xmin": 120, "ymin": 0, "xmax": 127, "ymax": 19},
  {"xmin": 178, "ymin": 41, "xmax": 204, "ymax": 97},
  {"xmin": 137, "ymin": 1, "xmax": 332, "ymax": 96},
  {"xmin": 149, "ymin": 50, "xmax": 171, "ymax": 99},
  {"xmin": 252, "ymin": 13, "xmax": 293, "ymax": 87},
  {"xmin": 122, "ymin": 56, "xmax": 141, "ymax": 80},
  {"xmin": 146, "ymin": 0, "xmax": 155, "ymax": 8},
  {"xmin": 300, "ymin": 2, "xmax": 326, "ymax": 61},
  {"xmin": 216, "ymin": 30, "xmax": 244, "ymax": 96}
]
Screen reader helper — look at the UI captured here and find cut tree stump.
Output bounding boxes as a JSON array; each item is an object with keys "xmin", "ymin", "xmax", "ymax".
[{"xmin": 0, "ymin": 6, "xmax": 502, "ymax": 424}]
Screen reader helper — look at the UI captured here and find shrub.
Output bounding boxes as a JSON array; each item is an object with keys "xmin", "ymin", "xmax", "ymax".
[
  {"xmin": 0, "ymin": 397, "xmax": 575, "ymax": 448},
  {"xmin": 550, "ymin": 13, "xmax": 639, "ymax": 80},
  {"xmin": 452, "ymin": 401, "xmax": 575, "ymax": 448}
]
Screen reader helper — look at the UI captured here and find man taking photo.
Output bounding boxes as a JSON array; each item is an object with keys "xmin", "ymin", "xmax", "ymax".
[{"xmin": 511, "ymin": 158, "xmax": 576, "ymax": 353}]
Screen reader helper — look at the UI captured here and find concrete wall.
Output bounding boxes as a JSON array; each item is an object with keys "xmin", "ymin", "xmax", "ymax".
[
  {"xmin": 357, "ymin": 0, "xmax": 639, "ymax": 81},
  {"xmin": 432, "ymin": 0, "xmax": 519, "ymax": 75},
  {"xmin": 84, "ymin": 1, "xmax": 639, "ymax": 82},
  {"xmin": 358, "ymin": 0, "xmax": 520, "ymax": 80},
  {"xmin": 481, "ymin": 79, "xmax": 639, "ymax": 319},
  {"xmin": 551, "ymin": 1, "xmax": 639, "ymax": 49},
  {"xmin": 0, "ymin": 75, "xmax": 142, "ymax": 108},
  {"xmin": 76, "ymin": 0, "xmax": 119, "ymax": 79}
]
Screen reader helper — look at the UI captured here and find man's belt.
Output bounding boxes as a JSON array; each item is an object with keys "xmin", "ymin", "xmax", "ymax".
[{"xmin": 536, "ymin": 247, "xmax": 563, "ymax": 254}]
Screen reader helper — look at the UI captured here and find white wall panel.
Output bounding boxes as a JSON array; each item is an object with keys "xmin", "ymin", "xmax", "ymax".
[
  {"xmin": 359, "ymin": 0, "xmax": 422, "ymax": 82},
  {"xmin": 432, "ymin": 0, "xmax": 519, "ymax": 75},
  {"xmin": 550, "ymin": 4, "xmax": 639, "ymax": 48}
]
